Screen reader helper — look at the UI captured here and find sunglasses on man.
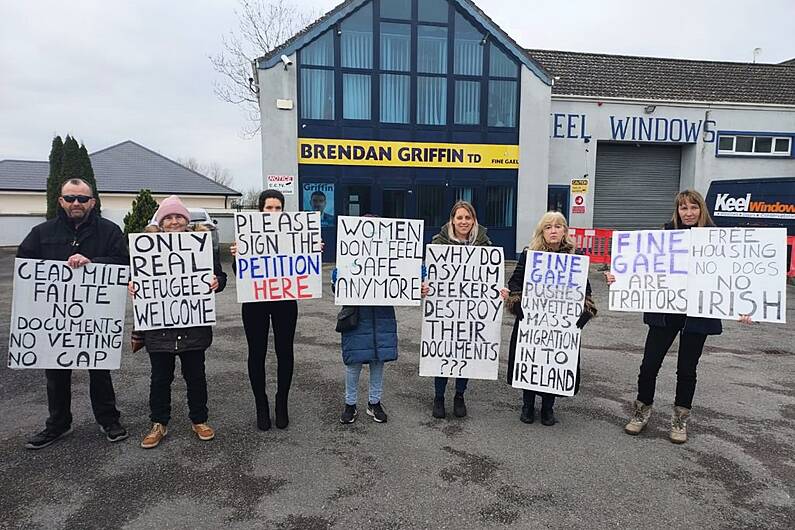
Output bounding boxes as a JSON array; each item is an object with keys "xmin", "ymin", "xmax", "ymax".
[{"xmin": 61, "ymin": 195, "xmax": 92, "ymax": 204}]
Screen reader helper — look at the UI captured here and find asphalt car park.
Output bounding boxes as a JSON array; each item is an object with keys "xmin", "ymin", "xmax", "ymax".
[{"xmin": 0, "ymin": 248, "xmax": 793, "ymax": 529}]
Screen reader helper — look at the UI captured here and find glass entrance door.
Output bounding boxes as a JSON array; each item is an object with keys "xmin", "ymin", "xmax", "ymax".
[
  {"xmin": 344, "ymin": 185, "xmax": 372, "ymax": 217},
  {"xmin": 382, "ymin": 189, "xmax": 408, "ymax": 218}
]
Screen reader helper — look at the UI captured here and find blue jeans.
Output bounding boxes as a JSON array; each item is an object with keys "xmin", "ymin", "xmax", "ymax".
[
  {"xmin": 434, "ymin": 377, "xmax": 468, "ymax": 398},
  {"xmin": 345, "ymin": 362, "xmax": 385, "ymax": 406}
]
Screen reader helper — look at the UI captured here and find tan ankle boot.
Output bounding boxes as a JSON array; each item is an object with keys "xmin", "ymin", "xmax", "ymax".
[
  {"xmin": 624, "ymin": 400, "xmax": 652, "ymax": 435},
  {"xmin": 670, "ymin": 406, "xmax": 690, "ymax": 444}
]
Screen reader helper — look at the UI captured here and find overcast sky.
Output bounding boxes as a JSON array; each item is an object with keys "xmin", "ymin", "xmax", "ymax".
[{"xmin": 1, "ymin": 0, "xmax": 793, "ymax": 193}]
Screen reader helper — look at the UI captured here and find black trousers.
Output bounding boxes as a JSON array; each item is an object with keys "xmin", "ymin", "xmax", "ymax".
[
  {"xmin": 637, "ymin": 325, "xmax": 708, "ymax": 409},
  {"xmin": 45, "ymin": 369, "xmax": 120, "ymax": 431},
  {"xmin": 523, "ymin": 390, "xmax": 556, "ymax": 411},
  {"xmin": 242, "ymin": 301, "xmax": 298, "ymax": 412},
  {"xmin": 434, "ymin": 377, "xmax": 468, "ymax": 398},
  {"xmin": 149, "ymin": 350, "xmax": 208, "ymax": 425}
]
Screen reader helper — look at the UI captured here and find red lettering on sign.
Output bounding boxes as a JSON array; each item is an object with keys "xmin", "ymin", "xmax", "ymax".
[{"xmin": 252, "ymin": 276, "xmax": 313, "ymax": 300}]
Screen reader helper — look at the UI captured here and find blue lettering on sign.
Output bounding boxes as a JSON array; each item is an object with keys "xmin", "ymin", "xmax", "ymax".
[
  {"xmin": 608, "ymin": 116, "xmax": 717, "ymax": 143},
  {"xmin": 551, "ymin": 113, "xmax": 591, "ymax": 139}
]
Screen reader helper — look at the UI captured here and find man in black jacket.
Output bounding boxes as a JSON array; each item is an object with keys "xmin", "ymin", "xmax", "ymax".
[{"xmin": 17, "ymin": 178, "xmax": 129, "ymax": 449}]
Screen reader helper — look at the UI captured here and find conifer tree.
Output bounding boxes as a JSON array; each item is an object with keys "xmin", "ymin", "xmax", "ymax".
[
  {"xmin": 79, "ymin": 143, "xmax": 101, "ymax": 214},
  {"xmin": 45, "ymin": 136, "xmax": 64, "ymax": 219},
  {"xmin": 59, "ymin": 135, "xmax": 82, "ymax": 182},
  {"xmin": 123, "ymin": 189, "xmax": 159, "ymax": 234}
]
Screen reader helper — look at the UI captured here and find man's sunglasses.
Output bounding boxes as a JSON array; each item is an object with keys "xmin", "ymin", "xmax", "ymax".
[{"xmin": 61, "ymin": 195, "xmax": 92, "ymax": 204}]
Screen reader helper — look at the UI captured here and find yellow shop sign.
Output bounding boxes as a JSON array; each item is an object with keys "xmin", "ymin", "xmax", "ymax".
[{"xmin": 298, "ymin": 138, "xmax": 519, "ymax": 169}]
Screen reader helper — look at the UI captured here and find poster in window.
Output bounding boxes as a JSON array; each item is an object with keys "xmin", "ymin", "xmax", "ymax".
[{"xmin": 302, "ymin": 183, "xmax": 335, "ymax": 227}]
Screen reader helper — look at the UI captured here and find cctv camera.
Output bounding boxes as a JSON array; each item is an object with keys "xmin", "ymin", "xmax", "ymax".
[{"xmin": 281, "ymin": 54, "xmax": 293, "ymax": 67}]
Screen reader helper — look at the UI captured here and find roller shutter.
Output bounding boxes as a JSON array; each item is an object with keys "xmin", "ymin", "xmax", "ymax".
[{"xmin": 593, "ymin": 143, "xmax": 681, "ymax": 230}]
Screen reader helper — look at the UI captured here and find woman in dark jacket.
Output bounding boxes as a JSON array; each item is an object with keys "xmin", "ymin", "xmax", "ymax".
[
  {"xmin": 230, "ymin": 190, "xmax": 298, "ymax": 431},
  {"xmin": 506, "ymin": 211, "xmax": 596, "ymax": 426},
  {"xmin": 424, "ymin": 200, "xmax": 492, "ymax": 419},
  {"xmin": 606, "ymin": 190, "xmax": 751, "ymax": 444},
  {"xmin": 130, "ymin": 195, "xmax": 227, "ymax": 449}
]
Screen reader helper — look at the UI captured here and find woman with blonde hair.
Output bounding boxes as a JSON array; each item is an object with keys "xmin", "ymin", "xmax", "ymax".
[
  {"xmin": 605, "ymin": 190, "xmax": 752, "ymax": 443},
  {"xmin": 505, "ymin": 211, "xmax": 596, "ymax": 425},
  {"xmin": 424, "ymin": 200, "xmax": 492, "ymax": 419}
]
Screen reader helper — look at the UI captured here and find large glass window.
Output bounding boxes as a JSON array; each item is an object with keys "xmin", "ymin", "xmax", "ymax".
[
  {"xmin": 302, "ymin": 32, "xmax": 334, "ymax": 66},
  {"xmin": 341, "ymin": 4, "xmax": 373, "ymax": 69},
  {"xmin": 343, "ymin": 74, "xmax": 371, "ymax": 120},
  {"xmin": 453, "ymin": 186, "xmax": 475, "ymax": 204},
  {"xmin": 454, "ymin": 80, "xmax": 480, "ymax": 125},
  {"xmin": 417, "ymin": 184, "xmax": 447, "ymax": 228},
  {"xmin": 381, "ymin": 0, "xmax": 411, "ymax": 20},
  {"xmin": 417, "ymin": 26, "xmax": 447, "ymax": 73},
  {"xmin": 489, "ymin": 45, "xmax": 518, "ymax": 78},
  {"xmin": 417, "ymin": 76, "xmax": 447, "ymax": 125},
  {"xmin": 454, "ymin": 13, "xmax": 483, "ymax": 76},
  {"xmin": 381, "ymin": 22, "xmax": 410, "ymax": 71},
  {"xmin": 380, "ymin": 74, "xmax": 410, "ymax": 123},
  {"xmin": 488, "ymin": 80, "xmax": 517, "ymax": 127},
  {"xmin": 419, "ymin": 0, "xmax": 449, "ymax": 23},
  {"xmin": 485, "ymin": 186, "xmax": 515, "ymax": 228},
  {"xmin": 300, "ymin": 69, "xmax": 334, "ymax": 120}
]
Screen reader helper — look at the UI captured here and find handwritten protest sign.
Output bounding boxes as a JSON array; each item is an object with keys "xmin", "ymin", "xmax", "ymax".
[
  {"xmin": 129, "ymin": 231, "xmax": 216, "ymax": 331},
  {"xmin": 335, "ymin": 216, "xmax": 424, "ymax": 306},
  {"xmin": 8, "ymin": 259, "xmax": 128, "ymax": 370},
  {"xmin": 235, "ymin": 211, "xmax": 322, "ymax": 303},
  {"xmin": 420, "ymin": 245, "xmax": 504, "ymax": 380},
  {"xmin": 609, "ymin": 229, "xmax": 690, "ymax": 314},
  {"xmin": 687, "ymin": 227, "xmax": 787, "ymax": 323},
  {"xmin": 512, "ymin": 251, "xmax": 589, "ymax": 397}
]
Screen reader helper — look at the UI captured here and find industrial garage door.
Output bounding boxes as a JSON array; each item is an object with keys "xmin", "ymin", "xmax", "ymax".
[{"xmin": 593, "ymin": 143, "xmax": 681, "ymax": 230}]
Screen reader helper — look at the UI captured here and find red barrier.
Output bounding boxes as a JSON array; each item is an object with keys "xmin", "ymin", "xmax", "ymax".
[
  {"xmin": 568, "ymin": 228, "xmax": 613, "ymax": 264},
  {"xmin": 788, "ymin": 236, "xmax": 795, "ymax": 278}
]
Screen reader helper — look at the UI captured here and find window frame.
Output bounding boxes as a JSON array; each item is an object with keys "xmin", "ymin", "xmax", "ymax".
[{"xmin": 716, "ymin": 132, "xmax": 794, "ymax": 158}]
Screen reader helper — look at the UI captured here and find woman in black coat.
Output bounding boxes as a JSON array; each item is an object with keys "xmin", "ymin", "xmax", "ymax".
[
  {"xmin": 606, "ymin": 190, "xmax": 752, "ymax": 444},
  {"xmin": 506, "ymin": 211, "xmax": 595, "ymax": 426},
  {"xmin": 130, "ymin": 195, "xmax": 227, "ymax": 449}
]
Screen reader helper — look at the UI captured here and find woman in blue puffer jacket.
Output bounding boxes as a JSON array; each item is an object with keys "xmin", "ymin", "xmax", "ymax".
[{"xmin": 332, "ymin": 268, "xmax": 397, "ymax": 424}]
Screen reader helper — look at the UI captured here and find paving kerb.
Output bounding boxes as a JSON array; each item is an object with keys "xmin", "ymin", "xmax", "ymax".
[{"xmin": 0, "ymin": 247, "xmax": 793, "ymax": 529}]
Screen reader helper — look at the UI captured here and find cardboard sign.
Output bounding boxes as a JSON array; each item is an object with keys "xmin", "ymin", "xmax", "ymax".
[
  {"xmin": 129, "ymin": 231, "xmax": 216, "ymax": 331},
  {"xmin": 420, "ymin": 245, "xmax": 504, "ymax": 380},
  {"xmin": 512, "ymin": 251, "xmax": 589, "ymax": 397},
  {"xmin": 609, "ymin": 229, "xmax": 690, "ymax": 313},
  {"xmin": 8, "ymin": 259, "xmax": 129, "ymax": 370},
  {"xmin": 234, "ymin": 211, "xmax": 322, "ymax": 303},
  {"xmin": 334, "ymin": 216, "xmax": 423, "ymax": 306},
  {"xmin": 687, "ymin": 227, "xmax": 787, "ymax": 323}
]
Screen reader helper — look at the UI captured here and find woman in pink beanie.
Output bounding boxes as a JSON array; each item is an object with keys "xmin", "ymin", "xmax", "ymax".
[{"xmin": 130, "ymin": 195, "xmax": 227, "ymax": 449}]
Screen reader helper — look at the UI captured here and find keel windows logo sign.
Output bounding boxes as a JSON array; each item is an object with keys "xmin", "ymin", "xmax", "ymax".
[{"xmin": 713, "ymin": 193, "xmax": 795, "ymax": 220}]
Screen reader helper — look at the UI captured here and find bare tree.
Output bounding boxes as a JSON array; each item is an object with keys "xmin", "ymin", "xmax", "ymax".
[
  {"xmin": 179, "ymin": 157, "xmax": 235, "ymax": 188},
  {"xmin": 231, "ymin": 186, "xmax": 262, "ymax": 210},
  {"xmin": 210, "ymin": 0, "xmax": 316, "ymax": 136}
]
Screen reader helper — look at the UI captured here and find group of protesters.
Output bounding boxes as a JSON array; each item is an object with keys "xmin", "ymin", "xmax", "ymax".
[{"xmin": 17, "ymin": 177, "xmax": 751, "ymax": 450}]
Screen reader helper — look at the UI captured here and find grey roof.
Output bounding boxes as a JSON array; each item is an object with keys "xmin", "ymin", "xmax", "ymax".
[
  {"xmin": 0, "ymin": 140, "xmax": 241, "ymax": 196},
  {"xmin": 527, "ymin": 49, "xmax": 795, "ymax": 105},
  {"xmin": 255, "ymin": 0, "xmax": 551, "ymax": 84}
]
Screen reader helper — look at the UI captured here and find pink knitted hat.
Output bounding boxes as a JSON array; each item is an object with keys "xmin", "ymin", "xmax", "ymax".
[{"xmin": 154, "ymin": 195, "xmax": 190, "ymax": 225}]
